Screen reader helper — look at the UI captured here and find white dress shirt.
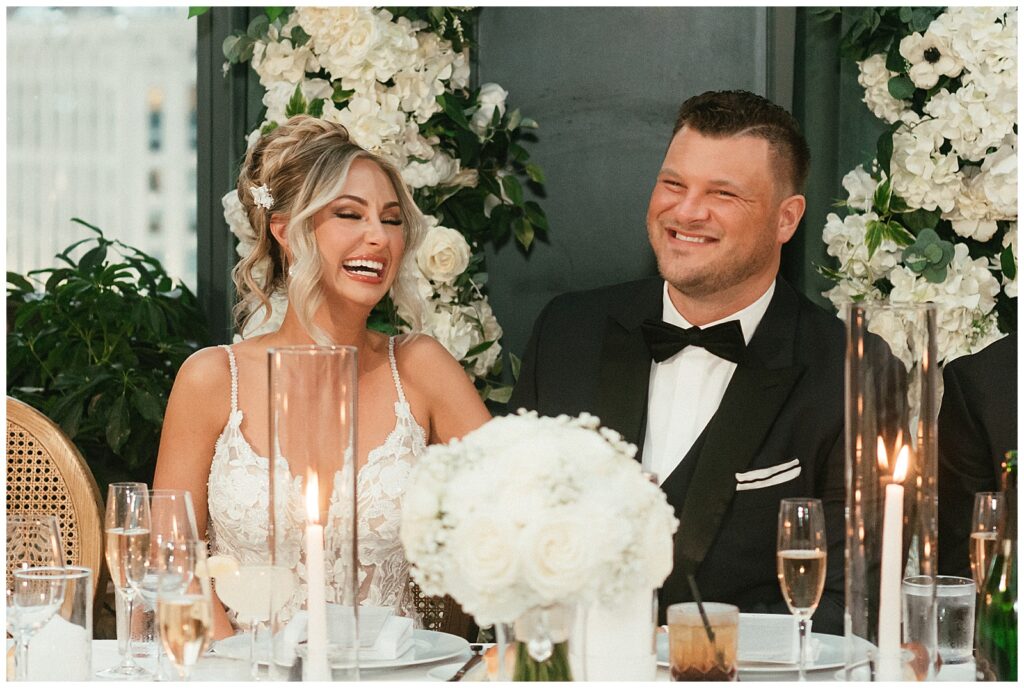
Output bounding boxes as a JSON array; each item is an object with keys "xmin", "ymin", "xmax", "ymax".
[{"xmin": 641, "ymin": 281, "xmax": 776, "ymax": 484}]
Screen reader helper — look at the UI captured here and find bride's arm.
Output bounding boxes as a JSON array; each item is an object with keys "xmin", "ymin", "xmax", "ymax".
[
  {"xmin": 153, "ymin": 347, "xmax": 236, "ymax": 639},
  {"xmin": 397, "ymin": 335, "xmax": 491, "ymax": 444}
]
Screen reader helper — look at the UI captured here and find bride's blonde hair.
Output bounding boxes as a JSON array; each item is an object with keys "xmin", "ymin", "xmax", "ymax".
[{"xmin": 233, "ymin": 115, "xmax": 427, "ymax": 343}]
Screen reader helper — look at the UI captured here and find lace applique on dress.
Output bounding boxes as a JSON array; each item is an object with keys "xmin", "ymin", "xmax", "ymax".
[{"xmin": 206, "ymin": 339, "xmax": 428, "ymax": 628}]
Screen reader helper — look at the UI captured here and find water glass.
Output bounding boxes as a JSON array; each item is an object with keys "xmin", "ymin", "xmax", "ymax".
[
  {"xmin": 903, "ymin": 575, "xmax": 975, "ymax": 666},
  {"xmin": 970, "ymin": 492, "xmax": 1003, "ymax": 592},
  {"xmin": 19, "ymin": 566, "xmax": 92, "ymax": 680},
  {"xmin": 666, "ymin": 602, "xmax": 739, "ymax": 681},
  {"xmin": 8, "ymin": 566, "xmax": 69, "ymax": 680}
]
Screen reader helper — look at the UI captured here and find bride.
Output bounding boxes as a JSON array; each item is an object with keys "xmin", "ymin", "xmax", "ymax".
[{"xmin": 153, "ymin": 115, "xmax": 491, "ymax": 639}]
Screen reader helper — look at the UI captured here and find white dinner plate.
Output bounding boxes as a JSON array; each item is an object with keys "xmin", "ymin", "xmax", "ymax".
[
  {"xmin": 656, "ymin": 631, "xmax": 862, "ymax": 673},
  {"xmin": 213, "ymin": 629, "xmax": 469, "ymax": 670},
  {"xmin": 426, "ymin": 661, "xmax": 464, "ymax": 681}
]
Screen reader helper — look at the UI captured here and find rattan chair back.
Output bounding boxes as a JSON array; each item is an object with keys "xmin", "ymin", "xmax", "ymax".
[
  {"xmin": 6, "ymin": 396, "xmax": 104, "ymax": 600},
  {"xmin": 408, "ymin": 579, "xmax": 477, "ymax": 640}
]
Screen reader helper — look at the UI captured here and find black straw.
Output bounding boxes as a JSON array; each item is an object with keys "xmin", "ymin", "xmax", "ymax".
[{"xmin": 687, "ymin": 573, "xmax": 727, "ymax": 672}]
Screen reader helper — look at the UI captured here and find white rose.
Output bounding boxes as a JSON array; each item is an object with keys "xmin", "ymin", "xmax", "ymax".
[
  {"xmin": 470, "ymin": 83, "xmax": 509, "ymax": 137},
  {"xmin": 518, "ymin": 515, "xmax": 593, "ymax": 602},
  {"xmin": 417, "ymin": 225, "xmax": 472, "ymax": 283},
  {"xmin": 401, "ymin": 152, "xmax": 460, "ymax": 189},
  {"xmin": 422, "ymin": 304, "xmax": 476, "ymax": 361},
  {"xmin": 451, "ymin": 516, "xmax": 520, "ymax": 593}
]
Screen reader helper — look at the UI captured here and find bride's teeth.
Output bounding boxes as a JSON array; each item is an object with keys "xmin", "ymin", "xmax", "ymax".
[{"xmin": 343, "ymin": 259, "xmax": 385, "ymax": 275}]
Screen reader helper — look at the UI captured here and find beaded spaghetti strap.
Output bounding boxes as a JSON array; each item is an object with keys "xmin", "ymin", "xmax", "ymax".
[
  {"xmin": 220, "ymin": 344, "xmax": 239, "ymax": 413},
  {"xmin": 386, "ymin": 337, "xmax": 408, "ymax": 404}
]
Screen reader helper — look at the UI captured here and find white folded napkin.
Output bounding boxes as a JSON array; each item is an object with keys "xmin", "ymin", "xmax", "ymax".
[
  {"xmin": 356, "ymin": 615, "xmax": 414, "ymax": 661},
  {"xmin": 26, "ymin": 615, "xmax": 90, "ymax": 680},
  {"xmin": 280, "ymin": 605, "xmax": 411, "ymax": 662},
  {"xmin": 738, "ymin": 613, "xmax": 820, "ymax": 664}
]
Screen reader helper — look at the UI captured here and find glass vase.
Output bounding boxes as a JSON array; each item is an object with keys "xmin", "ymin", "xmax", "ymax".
[
  {"xmin": 266, "ymin": 346, "xmax": 360, "ymax": 681},
  {"xmin": 512, "ymin": 604, "xmax": 575, "ymax": 681},
  {"xmin": 843, "ymin": 304, "xmax": 939, "ymax": 681}
]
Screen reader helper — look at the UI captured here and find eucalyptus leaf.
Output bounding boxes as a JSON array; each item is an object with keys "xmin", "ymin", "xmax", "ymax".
[
  {"xmin": 486, "ymin": 385, "xmax": 513, "ymax": 404},
  {"xmin": 887, "ymin": 75, "xmax": 916, "ymax": 100},
  {"xmin": 510, "ymin": 352, "xmax": 522, "ymax": 381}
]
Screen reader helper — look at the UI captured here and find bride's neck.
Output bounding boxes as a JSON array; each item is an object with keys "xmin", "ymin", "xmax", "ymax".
[{"xmin": 273, "ymin": 307, "xmax": 370, "ymax": 349}]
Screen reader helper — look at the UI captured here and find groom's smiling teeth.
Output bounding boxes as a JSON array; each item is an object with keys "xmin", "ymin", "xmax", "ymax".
[
  {"xmin": 342, "ymin": 258, "xmax": 386, "ymax": 279},
  {"xmin": 668, "ymin": 229, "xmax": 711, "ymax": 244}
]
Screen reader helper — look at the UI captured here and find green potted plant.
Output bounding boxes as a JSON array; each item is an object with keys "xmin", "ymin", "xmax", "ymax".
[{"xmin": 7, "ymin": 219, "xmax": 210, "ymax": 490}]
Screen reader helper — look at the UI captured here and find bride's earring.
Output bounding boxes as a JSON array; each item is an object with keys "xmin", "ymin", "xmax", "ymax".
[{"xmin": 287, "ymin": 264, "xmax": 297, "ymax": 278}]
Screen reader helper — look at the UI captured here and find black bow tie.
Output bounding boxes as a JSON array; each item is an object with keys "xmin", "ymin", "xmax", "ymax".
[{"xmin": 640, "ymin": 319, "xmax": 747, "ymax": 364}]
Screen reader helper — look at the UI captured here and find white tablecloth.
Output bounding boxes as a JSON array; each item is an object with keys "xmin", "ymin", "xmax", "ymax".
[{"xmin": 91, "ymin": 639, "xmax": 976, "ymax": 682}]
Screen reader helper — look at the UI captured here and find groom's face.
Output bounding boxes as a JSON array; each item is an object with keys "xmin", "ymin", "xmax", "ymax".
[{"xmin": 646, "ymin": 127, "xmax": 801, "ymax": 309}]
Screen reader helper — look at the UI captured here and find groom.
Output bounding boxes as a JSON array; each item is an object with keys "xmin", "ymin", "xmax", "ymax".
[{"xmin": 510, "ymin": 90, "xmax": 846, "ymax": 634}]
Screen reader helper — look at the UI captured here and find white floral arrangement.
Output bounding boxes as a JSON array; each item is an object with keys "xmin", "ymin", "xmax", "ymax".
[
  {"xmin": 399, "ymin": 410, "xmax": 679, "ymax": 627},
  {"xmin": 821, "ymin": 7, "xmax": 1016, "ymax": 364},
  {"xmin": 208, "ymin": 7, "xmax": 549, "ymax": 401}
]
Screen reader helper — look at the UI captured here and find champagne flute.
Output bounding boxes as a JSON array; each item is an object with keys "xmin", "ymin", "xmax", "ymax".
[
  {"xmin": 776, "ymin": 498, "xmax": 827, "ymax": 681},
  {"xmin": 98, "ymin": 482, "xmax": 152, "ymax": 679},
  {"xmin": 970, "ymin": 492, "xmax": 1003, "ymax": 592},
  {"xmin": 158, "ymin": 541, "xmax": 214, "ymax": 681},
  {"xmin": 8, "ymin": 566, "xmax": 68, "ymax": 680},
  {"xmin": 138, "ymin": 490, "xmax": 199, "ymax": 679}
]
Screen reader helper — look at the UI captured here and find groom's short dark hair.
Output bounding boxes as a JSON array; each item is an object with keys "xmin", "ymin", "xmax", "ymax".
[{"xmin": 673, "ymin": 90, "xmax": 810, "ymax": 195}]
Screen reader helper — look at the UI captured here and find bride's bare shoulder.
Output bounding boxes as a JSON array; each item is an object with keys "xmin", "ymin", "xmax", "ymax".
[{"xmin": 173, "ymin": 345, "xmax": 231, "ymax": 395}]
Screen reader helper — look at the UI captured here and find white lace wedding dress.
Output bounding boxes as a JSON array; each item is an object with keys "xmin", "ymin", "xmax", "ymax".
[{"xmin": 206, "ymin": 338, "xmax": 427, "ymax": 628}]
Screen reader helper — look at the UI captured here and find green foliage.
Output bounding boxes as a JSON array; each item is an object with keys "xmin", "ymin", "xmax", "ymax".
[
  {"xmin": 901, "ymin": 228, "xmax": 956, "ymax": 282},
  {"xmin": 838, "ymin": 8, "xmax": 944, "ymax": 61},
  {"xmin": 6, "ymin": 221, "xmax": 209, "ymax": 490},
  {"xmin": 187, "ymin": 7, "xmax": 209, "ymax": 19}
]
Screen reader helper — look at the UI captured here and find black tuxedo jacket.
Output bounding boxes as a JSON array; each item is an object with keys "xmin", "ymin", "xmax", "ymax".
[
  {"xmin": 510, "ymin": 276, "xmax": 847, "ymax": 635},
  {"xmin": 937, "ymin": 332, "xmax": 1018, "ymax": 578}
]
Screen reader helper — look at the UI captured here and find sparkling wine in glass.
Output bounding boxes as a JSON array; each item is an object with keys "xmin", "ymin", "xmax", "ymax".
[
  {"xmin": 158, "ymin": 542, "xmax": 214, "ymax": 681},
  {"xmin": 970, "ymin": 491, "xmax": 1003, "ymax": 592},
  {"xmin": 99, "ymin": 482, "xmax": 152, "ymax": 679},
  {"xmin": 776, "ymin": 498, "xmax": 827, "ymax": 682},
  {"xmin": 138, "ymin": 489, "xmax": 199, "ymax": 678}
]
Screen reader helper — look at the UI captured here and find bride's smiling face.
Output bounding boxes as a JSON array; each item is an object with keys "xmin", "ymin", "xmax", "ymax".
[{"xmin": 312, "ymin": 158, "xmax": 406, "ymax": 310}]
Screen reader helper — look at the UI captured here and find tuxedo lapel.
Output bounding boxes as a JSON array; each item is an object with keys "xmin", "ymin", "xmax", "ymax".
[
  {"xmin": 594, "ymin": 279, "xmax": 663, "ymax": 452},
  {"xmin": 670, "ymin": 279, "xmax": 806, "ymax": 574}
]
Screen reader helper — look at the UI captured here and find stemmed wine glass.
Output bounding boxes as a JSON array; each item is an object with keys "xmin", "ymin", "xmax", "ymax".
[
  {"xmin": 8, "ymin": 566, "xmax": 69, "ymax": 680},
  {"xmin": 137, "ymin": 490, "xmax": 200, "ymax": 679},
  {"xmin": 157, "ymin": 540, "xmax": 214, "ymax": 681},
  {"xmin": 7, "ymin": 514, "xmax": 64, "ymax": 583},
  {"xmin": 776, "ymin": 498, "xmax": 827, "ymax": 682},
  {"xmin": 970, "ymin": 492, "xmax": 1003, "ymax": 592},
  {"xmin": 98, "ymin": 482, "xmax": 152, "ymax": 679}
]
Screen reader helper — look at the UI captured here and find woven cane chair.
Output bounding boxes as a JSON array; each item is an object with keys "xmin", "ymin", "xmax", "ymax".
[
  {"xmin": 6, "ymin": 396, "xmax": 104, "ymax": 601},
  {"xmin": 408, "ymin": 579, "xmax": 477, "ymax": 640}
]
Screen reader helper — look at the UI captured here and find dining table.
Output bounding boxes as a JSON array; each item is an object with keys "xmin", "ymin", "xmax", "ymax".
[{"xmin": 89, "ymin": 637, "xmax": 977, "ymax": 682}]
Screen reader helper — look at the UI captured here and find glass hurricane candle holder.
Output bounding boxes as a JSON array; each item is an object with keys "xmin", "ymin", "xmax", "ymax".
[
  {"xmin": 843, "ymin": 304, "xmax": 939, "ymax": 681},
  {"xmin": 267, "ymin": 346, "xmax": 360, "ymax": 681}
]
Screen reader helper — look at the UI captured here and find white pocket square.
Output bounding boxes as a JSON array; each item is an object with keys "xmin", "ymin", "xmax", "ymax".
[{"xmin": 735, "ymin": 458, "xmax": 801, "ymax": 491}]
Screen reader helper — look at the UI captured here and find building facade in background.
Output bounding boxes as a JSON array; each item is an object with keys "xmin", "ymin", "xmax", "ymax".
[{"xmin": 7, "ymin": 7, "xmax": 198, "ymax": 289}]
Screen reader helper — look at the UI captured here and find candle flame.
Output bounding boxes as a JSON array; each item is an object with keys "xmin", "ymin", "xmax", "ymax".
[
  {"xmin": 893, "ymin": 445, "xmax": 910, "ymax": 483},
  {"xmin": 306, "ymin": 471, "xmax": 320, "ymax": 524},
  {"xmin": 876, "ymin": 437, "xmax": 888, "ymax": 471}
]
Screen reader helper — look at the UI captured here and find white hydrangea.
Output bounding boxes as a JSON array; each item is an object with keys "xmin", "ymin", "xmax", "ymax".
[
  {"xmin": 262, "ymin": 78, "xmax": 333, "ymax": 125},
  {"xmin": 923, "ymin": 83, "xmax": 1013, "ymax": 162},
  {"xmin": 889, "ymin": 119, "xmax": 962, "ymax": 213},
  {"xmin": 858, "ymin": 54, "xmax": 907, "ymax": 123},
  {"xmin": 841, "ymin": 165, "xmax": 877, "ymax": 212},
  {"xmin": 1000, "ymin": 222, "xmax": 1017, "ymax": 298},
  {"xmin": 251, "ymin": 35, "xmax": 319, "ymax": 88},
  {"xmin": 930, "ymin": 7, "xmax": 1016, "ymax": 75},
  {"xmin": 822, "ymin": 211, "xmax": 900, "ymax": 282}
]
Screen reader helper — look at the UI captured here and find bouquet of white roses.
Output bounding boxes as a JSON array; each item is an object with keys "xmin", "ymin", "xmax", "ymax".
[{"xmin": 400, "ymin": 410, "xmax": 678, "ymax": 627}]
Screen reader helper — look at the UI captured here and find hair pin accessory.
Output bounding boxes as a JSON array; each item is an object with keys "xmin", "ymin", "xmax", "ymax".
[{"xmin": 250, "ymin": 184, "xmax": 274, "ymax": 210}]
